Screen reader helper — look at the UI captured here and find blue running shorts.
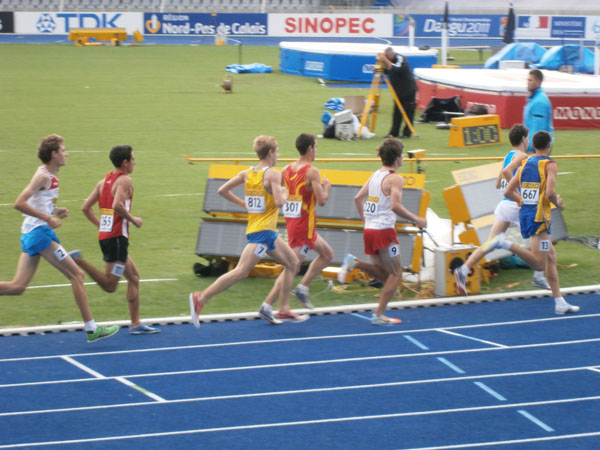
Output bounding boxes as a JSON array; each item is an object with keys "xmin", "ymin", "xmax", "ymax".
[
  {"xmin": 21, "ymin": 225, "xmax": 60, "ymax": 256},
  {"xmin": 246, "ymin": 230, "xmax": 278, "ymax": 251}
]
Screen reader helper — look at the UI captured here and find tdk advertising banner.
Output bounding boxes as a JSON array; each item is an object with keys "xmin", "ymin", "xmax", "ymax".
[{"xmin": 15, "ymin": 12, "xmax": 142, "ymax": 34}]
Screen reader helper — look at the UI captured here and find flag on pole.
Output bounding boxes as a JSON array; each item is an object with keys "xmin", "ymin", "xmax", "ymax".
[
  {"xmin": 442, "ymin": 1, "xmax": 449, "ymax": 29},
  {"xmin": 503, "ymin": 2, "xmax": 516, "ymax": 44}
]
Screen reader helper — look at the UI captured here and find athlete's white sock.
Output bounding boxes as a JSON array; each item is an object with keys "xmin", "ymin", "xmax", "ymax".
[
  {"xmin": 261, "ymin": 302, "xmax": 272, "ymax": 311},
  {"xmin": 554, "ymin": 297, "xmax": 567, "ymax": 308},
  {"xmin": 296, "ymin": 284, "xmax": 309, "ymax": 294},
  {"xmin": 84, "ymin": 320, "xmax": 97, "ymax": 333},
  {"xmin": 459, "ymin": 264, "xmax": 470, "ymax": 277},
  {"xmin": 533, "ymin": 270, "xmax": 545, "ymax": 280}
]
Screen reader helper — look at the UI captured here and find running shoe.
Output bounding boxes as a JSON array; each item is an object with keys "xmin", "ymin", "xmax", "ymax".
[
  {"xmin": 189, "ymin": 292, "xmax": 204, "ymax": 328},
  {"xmin": 69, "ymin": 249, "xmax": 82, "ymax": 260},
  {"xmin": 129, "ymin": 323, "xmax": 161, "ymax": 334},
  {"xmin": 371, "ymin": 314, "xmax": 402, "ymax": 326},
  {"xmin": 275, "ymin": 310, "xmax": 310, "ymax": 323},
  {"xmin": 555, "ymin": 303, "xmax": 580, "ymax": 315},
  {"xmin": 337, "ymin": 253, "xmax": 356, "ymax": 284},
  {"xmin": 258, "ymin": 304, "xmax": 283, "ymax": 325},
  {"xmin": 532, "ymin": 275, "xmax": 551, "ymax": 290},
  {"xmin": 86, "ymin": 324, "xmax": 119, "ymax": 343},
  {"xmin": 453, "ymin": 267, "xmax": 468, "ymax": 296},
  {"xmin": 480, "ymin": 233, "xmax": 510, "ymax": 254},
  {"xmin": 293, "ymin": 286, "xmax": 314, "ymax": 309}
]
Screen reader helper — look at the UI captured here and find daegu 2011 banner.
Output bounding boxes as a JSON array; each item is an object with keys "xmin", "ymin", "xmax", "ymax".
[
  {"xmin": 394, "ymin": 14, "xmax": 504, "ymax": 38},
  {"xmin": 144, "ymin": 13, "xmax": 267, "ymax": 35}
]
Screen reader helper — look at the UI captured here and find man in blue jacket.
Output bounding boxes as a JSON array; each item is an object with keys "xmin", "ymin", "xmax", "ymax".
[{"xmin": 523, "ymin": 69, "xmax": 553, "ymax": 152}]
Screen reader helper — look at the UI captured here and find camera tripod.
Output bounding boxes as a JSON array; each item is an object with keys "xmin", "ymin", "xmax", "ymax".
[{"xmin": 357, "ymin": 60, "xmax": 418, "ymax": 138}]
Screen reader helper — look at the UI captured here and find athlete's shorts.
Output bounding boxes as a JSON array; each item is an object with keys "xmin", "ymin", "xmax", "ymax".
[
  {"xmin": 20, "ymin": 225, "xmax": 60, "ymax": 256},
  {"xmin": 247, "ymin": 230, "xmax": 278, "ymax": 251},
  {"xmin": 494, "ymin": 200, "xmax": 520, "ymax": 226},
  {"xmin": 364, "ymin": 228, "xmax": 399, "ymax": 255},
  {"xmin": 519, "ymin": 211, "xmax": 551, "ymax": 239},
  {"xmin": 99, "ymin": 236, "xmax": 129, "ymax": 263},
  {"xmin": 287, "ymin": 228, "xmax": 318, "ymax": 250}
]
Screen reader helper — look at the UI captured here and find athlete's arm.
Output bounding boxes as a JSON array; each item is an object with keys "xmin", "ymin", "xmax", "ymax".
[
  {"xmin": 545, "ymin": 161, "xmax": 563, "ymax": 208},
  {"xmin": 113, "ymin": 176, "xmax": 142, "ymax": 228},
  {"xmin": 81, "ymin": 180, "xmax": 103, "ymax": 228},
  {"xmin": 504, "ymin": 167, "xmax": 522, "ymax": 204},
  {"xmin": 389, "ymin": 176, "xmax": 426, "ymax": 228},
  {"xmin": 307, "ymin": 167, "xmax": 330, "ymax": 206},
  {"xmin": 218, "ymin": 170, "xmax": 248, "ymax": 209},
  {"xmin": 354, "ymin": 181, "xmax": 370, "ymax": 222},
  {"xmin": 266, "ymin": 169, "xmax": 288, "ymax": 208},
  {"xmin": 502, "ymin": 152, "xmax": 528, "ymax": 183},
  {"xmin": 14, "ymin": 168, "xmax": 62, "ymax": 229}
]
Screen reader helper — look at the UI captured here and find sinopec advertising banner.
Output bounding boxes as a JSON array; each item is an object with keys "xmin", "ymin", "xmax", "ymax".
[
  {"xmin": 143, "ymin": 13, "xmax": 267, "ymax": 36},
  {"xmin": 15, "ymin": 12, "xmax": 142, "ymax": 34},
  {"xmin": 269, "ymin": 13, "xmax": 391, "ymax": 37}
]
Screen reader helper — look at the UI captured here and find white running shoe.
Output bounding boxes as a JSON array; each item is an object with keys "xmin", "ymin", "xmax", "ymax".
[{"xmin": 337, "ymin": 254, "xmax": 356, "ymax": 284}]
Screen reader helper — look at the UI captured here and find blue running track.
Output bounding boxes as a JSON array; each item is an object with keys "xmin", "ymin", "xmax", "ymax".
[{"xmin": 1, "ymin": 292, "xmax": 599, "ymax": 449}]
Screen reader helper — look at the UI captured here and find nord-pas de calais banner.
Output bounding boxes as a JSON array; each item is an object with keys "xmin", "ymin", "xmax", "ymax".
[
  {"xmin": 1, "ymin": 12, "xmax": 15, "ymax": 33},
  {"xmin": 399, "ymin": 14, "xmax": 503, "ymax": 38},
  {"xmin": 269, "ymin": 14, "xmax": 392, "ymax": 37},
  {"xmin": 144, "ymin": 13, "xmax": 267, "ymax": 35},
  {"xmin": 15, "ymin": 12, "xmax": 142, "ymax": 34}
]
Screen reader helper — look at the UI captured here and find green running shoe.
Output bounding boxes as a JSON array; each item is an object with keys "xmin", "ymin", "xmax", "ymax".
[{"xmin": 86, "ymin": 324, "xmax": 119, "ymax": 343}]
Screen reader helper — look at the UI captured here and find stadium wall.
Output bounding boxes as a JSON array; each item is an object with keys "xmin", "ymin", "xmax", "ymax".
[{"xmin": 1, "ymin": 11, "xmax": 600, "ymax": 45}]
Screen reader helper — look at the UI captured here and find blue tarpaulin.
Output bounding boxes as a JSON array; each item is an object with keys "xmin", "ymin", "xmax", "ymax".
[
  {"xmin": 225, "ymin": 63, "xmax": 272, "ymax": 74},
  {"xmin": 532, "ymin": 45, "xmax": 596, "ymax": 74},
  {"xmin": 484, "ymin": 42, "xmax": 546, "ymax": 69}
]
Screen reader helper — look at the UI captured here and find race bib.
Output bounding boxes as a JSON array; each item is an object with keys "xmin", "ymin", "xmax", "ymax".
[
  {"xmin": 539, "ymin": 240, "xmax": 550, "ymax": 252},
  {"xmin": 499, "ymin": 178, "xmax": 508, "ymax": 192},
  {"xmin": 283, "ymin": 195, "xmax": 302, "ymax": 218},
  {"xmin": 254, "ymin": 243, "xmax": 268, "ymax": 258},
  {"xmin": 388, "ymin": 243, "xmax": 400, "ymax": 259},
  {"xmin": 300, "ymin": 244, "xmax": 310, "ymax": 257},
  {"xmin": 245, "ymin": 190, "xmax": 266, "ymax": 213},
  {"xmin": 99, "ymin": 208, "xmax": 114, "ymax": 232},
  {"xmin": 364, "ymin": 196, "xmax": 379, "ymax": 217},
  {"xmin": 54, "ymin": 245, "xmax": 67, "ymax": 262},
  {"xmin": 521, "ymin": 182, "xmax": 540, "ymax": 205}
]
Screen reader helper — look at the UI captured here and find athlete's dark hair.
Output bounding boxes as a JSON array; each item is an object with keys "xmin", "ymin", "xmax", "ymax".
[
  {"xmin": 529, "ymin": 69, "xmax": 543, "ymax": 83},
  {"xmin": 110, "ymin": 145, "xmax": 133, "ymax": 168},
  {"xmin": 532, "ymin": 131, "xmax": 552, "ymax": 151},
  {"xmin": 38, "ymin": 134, "xmax": 64, "ymax": 164},
  {"xmin": 377, "ymin": 138, "xmax": 404, "ymax": 167},
  {"xmin": 509, "ymin": 124, "xmax": 529, "ymax": 147},
  {"xmin": 295, "ymin": 133, "xmax": 316, "ymax": 155}
]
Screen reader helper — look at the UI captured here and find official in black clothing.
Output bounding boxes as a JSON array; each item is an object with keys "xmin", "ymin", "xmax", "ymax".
[{"xmin": 377, "ymin": 47, "xmax": 417, "ymax": 138}]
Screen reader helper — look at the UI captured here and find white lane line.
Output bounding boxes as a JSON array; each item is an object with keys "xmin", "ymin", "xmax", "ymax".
[
  {"xmin": 153, "ymin": 193, "xmax": 202, "ymax": 198},
  {"xmin": 436, "ymin": 329, "xmax": 508, "ymax": 348},
  {"xmin": 587, "ymin": 367, "xmax": 600, "ymax": 374},
  {"xmin": 1, "ymin": 397, "xmax": 598, "ymax": 448},
  {"xmin": 26, "ymin": 278, "xmax": 177, "ymax": 289},
  {"xmin": 60, "ymin": 356, "xmax": 105, "ymax": 379},
  {"xmin": 517, "ymin": 409, "xmax": 555, "ymax": 432},
  {"xmin": 0, "ymin": 364, "xmax": 593, "ymax": 397},
  {"xmin": 436, "ymin": 357, "xmax": 466, "ymax": 374},
  {"xmin": 402, "ymin": 431, "xmax": 600, "ymax": 449},
  {"xmin": 350, "ymin": 313, "xmax": 371, "ymax": 322},
  {"xmin": 404, "ymin": 335, "xmax": 430, "ymax": 350},
  {"xmin": 3, "ymin": 314, "xmax": 598, "ymax": 363},
  {"xmin": 473, "ymin": 381, "xmax": 507, "ymax": 401},
  {"xmin": 115, "ymin": 377, "xmax": 166, "ymax": 403}
]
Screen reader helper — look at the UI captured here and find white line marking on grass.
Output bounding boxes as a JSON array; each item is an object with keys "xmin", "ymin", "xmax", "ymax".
[
  {"xmin": 517, "ymin": 409, "xmax": 555, "ymax": 432},
  {"xmin": 27, "ymin": 278, "xmax": 177, "ymax": 290},
  {"xmin": 1, "ymin": 397, "xmax": 598, "ymax": 448},
  {"xmin": 401, "ymin": 431, "xmax": 600, "ymax": 449},
  {"xmin": 404, "ymin": 335, "xmax": 429, "ymax": 350},
  {"xmin": 436, "ymin": 357, "xmax": 466, "ymax": 374},
  {"xmin": 473, "ymin": 381, "xmax": 506, "ymax": 401},
  {"xmin": 557, "ymin": 172, "xmax": 574, "ymax": 175},
  {"xmin": 60, "ymin": 356, "xmax": 105, "ymax": 379},
  {"xmin": 153, "ymin": 193, "xmax": 202, "ymax": 198},
  {"xmin": 115, "ymin": 377, "xmax": 166, "ymax": 403},
  {"xmin": 436, "ymin": 329, "xmax": 507, "ymax": 348},
  {"xmin": 0, "ymin": 368, "xmax": 597, "ymax": 417}
]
